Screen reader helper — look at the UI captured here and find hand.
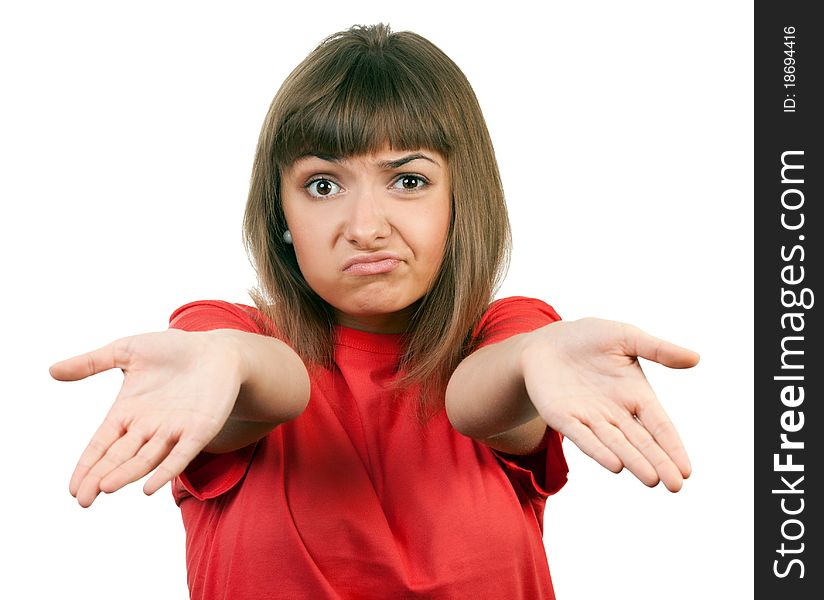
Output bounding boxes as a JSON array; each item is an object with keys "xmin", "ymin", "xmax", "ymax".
[
  {"xmin": 521, "ymin": 318, "xmax": 699, "ymax": 492},
  {"xmin": 50, "ymin": 329, "xmax": 244, "ymax": 507}
]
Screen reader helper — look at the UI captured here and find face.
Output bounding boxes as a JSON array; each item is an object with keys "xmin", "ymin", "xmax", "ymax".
[{"xmin": 280, "ymin": 146, "xmax": 451, "ymax": 334}]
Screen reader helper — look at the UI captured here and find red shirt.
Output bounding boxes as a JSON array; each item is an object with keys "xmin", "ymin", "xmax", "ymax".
[{"xmin": 169, "ymin": 296, "xmax": 568, "ymax": 599}]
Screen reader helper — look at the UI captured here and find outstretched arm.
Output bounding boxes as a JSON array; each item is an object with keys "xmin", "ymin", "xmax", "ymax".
[{"xmin": 445, "ymin": 318, "xmax": 699, "ymax": 492}]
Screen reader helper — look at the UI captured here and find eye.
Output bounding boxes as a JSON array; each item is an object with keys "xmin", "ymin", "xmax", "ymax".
[
  {"xmin": 392, "ymin": 174, "xmax": 429, "ymax": 191},
  {"xmin": 304, "ymin": 178, "xmax": 341, "ymax": 198}
]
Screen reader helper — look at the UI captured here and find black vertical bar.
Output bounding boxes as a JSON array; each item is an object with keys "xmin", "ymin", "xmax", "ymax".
[{"xmin": 755, "ymin": 3, "xmax": 822, "ymax": 598}]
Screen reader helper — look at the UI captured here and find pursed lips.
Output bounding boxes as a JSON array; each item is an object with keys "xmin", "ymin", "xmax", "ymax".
[
  {"xmin": 342, "ymin": 252, "xmax": 401, "ymax": 275},
  {"xmin": 342, "ymin": 251, "xmax": 403, "ymax": 272}
]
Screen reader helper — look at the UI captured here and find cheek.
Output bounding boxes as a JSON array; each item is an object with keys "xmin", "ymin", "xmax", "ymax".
[
  {"xmin": 292, "ymin": 240, "xmax": 332, "ymax": 280},
  {"xmin": 282, "ymin": 202, "xmax": 328, "ymax": 275},
  {"xmin": 413, "ymin": 207, "xmax": 451, "ymax": 267},
  {"xmin": 434, "ymin": 196, "xmax": 452, "ymax": 248}
]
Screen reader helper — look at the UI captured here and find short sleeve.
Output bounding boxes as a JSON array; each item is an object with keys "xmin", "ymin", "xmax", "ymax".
[
  {"xmin": 470, "ymin": 296, "xmax": 569, "ymax": 500},
  {"xmin": 470, "ymin": 296, "xmax": 562, "ymax": 351},
  {"xmin": 168, "ymin": 299, "xmax": 268, "ymax": 334},
  {"xmin": 167, "ymin": 300, "xmax": 269, "ymax": 505}
]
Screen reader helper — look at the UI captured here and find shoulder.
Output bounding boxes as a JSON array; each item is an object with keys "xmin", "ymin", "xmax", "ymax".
[
  {"xmin": 482, "ymin": 296, "xmax": 561, "ymax": 320},
  {"xmin": 169, "ymin": 300, "xmax": 275, "ymax": 335},
  {"xmin": 470, "ymin": 296, "xmax": 561, "ymax": 349}
]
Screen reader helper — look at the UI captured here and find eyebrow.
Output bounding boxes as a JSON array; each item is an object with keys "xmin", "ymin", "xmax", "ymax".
[{"xmin": 298, "ymin": 152, "xmax": 440, "ymax": 169}]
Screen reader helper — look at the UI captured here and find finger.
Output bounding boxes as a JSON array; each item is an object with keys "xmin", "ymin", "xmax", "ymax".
[
  {"xmin": 636, "ymin": 400, "xmax": 692, "ymax": 480},
  {"xmin": 143, "ymin": 435, "xmax": 207, "ymax": 496},
  {"xmin": 590, "ymin": 419, "xmax": 660, "ymax": 487},
  {"xmin": 50, "ymin": 339, "xmax": 126, "ymax": 381},
  {"xmin": 614, "ymin": 411, "xmax": 685, "ymax": 492},
  {"xmin": 622, "ymin": 326, "xmax": 700, "ymax": 369},
  {"xmin": 558, "ymin": 420, "xmax": 624, "ymax": 474},
  {"xmin": 85, "ymin": 428, "xmax": 151, "ymax": 487},
  {"xmin": 70, "ymin": 417, "xmax": 124, "ymax": 497},
  {"xmin": 74, "ymin": 429, "xmax": 148, "ymax": 508},
  {"xmin": 100, "ymin": 433, "xmax": 175, "ymax": 493}
]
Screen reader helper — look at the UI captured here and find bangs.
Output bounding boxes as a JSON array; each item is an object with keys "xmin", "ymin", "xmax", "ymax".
[{"xmin": 272, "ymin": 49, "xmax": 452, "ymax": 166}]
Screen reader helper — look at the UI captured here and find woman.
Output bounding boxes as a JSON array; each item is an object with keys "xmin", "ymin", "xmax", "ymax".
[{"xmin": 51, "ymin": 23, "xmax": 698, "ymax": 599}]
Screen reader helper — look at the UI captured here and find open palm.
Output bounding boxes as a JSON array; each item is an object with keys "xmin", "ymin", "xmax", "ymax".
[
  {"xmin": 522, "ymin": 318, "xmax": 699, "ymax": 492},
  {"xmin": 50, "ymin": 329, "xmax": 243, "ymax": 507}
]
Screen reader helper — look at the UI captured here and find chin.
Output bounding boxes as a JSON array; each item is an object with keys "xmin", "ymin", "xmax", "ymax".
[{"xmin": 346, "ymin": 301, "xmax": 407, "ymax": 316}]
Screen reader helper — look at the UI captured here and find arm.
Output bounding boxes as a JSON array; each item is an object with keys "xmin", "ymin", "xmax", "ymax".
[
  {"xmin": 446, "ymin": 318, "xmax": 699, "ymax": 492},
  {"xmin": 204, "ymin": 329, "xmax": 310, "ymax": 453},
  {"xmin": 445, "ymin": 332, "xmax": 546, "ymax": 455}
]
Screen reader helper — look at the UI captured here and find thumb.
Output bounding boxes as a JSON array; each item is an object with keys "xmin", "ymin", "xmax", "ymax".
[
  {"xmin": 49, "ymin": 340, "xmax": 123, "ymax": 382},
  {"xmin": 623, "ymin": 325, "xmax": 700, "ymax": 369}
]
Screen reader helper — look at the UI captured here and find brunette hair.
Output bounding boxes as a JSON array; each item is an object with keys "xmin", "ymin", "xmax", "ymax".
[{"xmin": 243, "ymin": 23, "xmax": 511, "ymax": 423}]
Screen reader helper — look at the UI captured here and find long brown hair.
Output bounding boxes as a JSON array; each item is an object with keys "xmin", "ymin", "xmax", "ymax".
[{"xmin": 242, "ymin": 23, "xmax": 511, "ymax": 423}]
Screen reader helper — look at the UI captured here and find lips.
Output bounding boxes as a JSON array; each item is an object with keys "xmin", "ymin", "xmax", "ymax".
[{"xmin": 342, "ymin": 251, "xmax": 403, "ymax": 272}]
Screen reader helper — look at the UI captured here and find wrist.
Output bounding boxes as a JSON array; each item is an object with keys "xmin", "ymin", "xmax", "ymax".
[
  {"xmin": 203, "ymin": 329, "xmax": 249, "ymax": 384},
  {"xmin": 517, "ymin": 322, "xmax": 557, "ymax": 373}
]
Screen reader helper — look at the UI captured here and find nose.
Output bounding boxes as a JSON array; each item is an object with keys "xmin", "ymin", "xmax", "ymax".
[{"xmin": 343, "ymin": 186, "xmax": 391, "ymax": 247}]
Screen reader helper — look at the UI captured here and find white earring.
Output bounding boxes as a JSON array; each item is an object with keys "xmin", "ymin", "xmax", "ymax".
[{"xmin": 283, "ymin": 230, "xmax": 293, "ymax": 244}]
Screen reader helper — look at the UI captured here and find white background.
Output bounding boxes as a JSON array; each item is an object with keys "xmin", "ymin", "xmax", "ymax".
[{"xmin": 1, "ymin": 1, "xmax": 752, "ymax": 598}]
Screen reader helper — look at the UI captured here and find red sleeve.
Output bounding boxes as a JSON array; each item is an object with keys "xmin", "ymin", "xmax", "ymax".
[
  {"xmin": 167, "ymin": 300, "xmax": 269, "ymax": 505},
  {"xmin": 168, "ymin": 299, "xmax": 268, "ymax": 334},
  {"xmin": 470, "ymin": 296, "xmax": 569, "ymax": 500}
]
